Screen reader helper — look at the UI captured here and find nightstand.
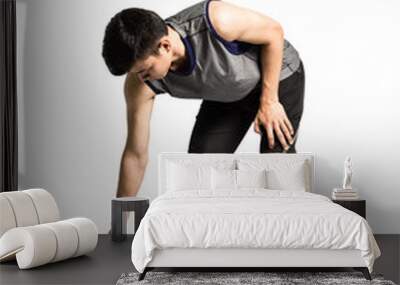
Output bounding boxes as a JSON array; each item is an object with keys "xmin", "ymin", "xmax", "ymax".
[
  {"xmin": 332, "ymin": 199, "xmax": 366, "ymax": 219},
  {"xmin": 111, "ymin": 197, "xmax": 150, "ymax": 242}
]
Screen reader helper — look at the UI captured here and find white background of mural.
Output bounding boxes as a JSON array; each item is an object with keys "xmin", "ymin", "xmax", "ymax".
[{"xmin": 16, "ymin": 0, "xmax": 400, "ymax": 233}]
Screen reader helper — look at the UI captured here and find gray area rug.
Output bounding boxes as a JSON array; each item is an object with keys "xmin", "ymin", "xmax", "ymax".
[{"xmin": 116, "ymin": 271, "xmax": 396, "ymax": 285}]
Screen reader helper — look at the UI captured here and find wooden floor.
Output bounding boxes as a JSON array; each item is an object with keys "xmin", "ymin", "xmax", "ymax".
[{"xmin": 0, "ymin": 234, "xmax": 398, "ymax": 285}]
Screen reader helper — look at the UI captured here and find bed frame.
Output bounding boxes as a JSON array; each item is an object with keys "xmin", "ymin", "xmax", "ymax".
[{"xmin": 138, "ymin": 152, "xmax": 372, "ymax": 281}]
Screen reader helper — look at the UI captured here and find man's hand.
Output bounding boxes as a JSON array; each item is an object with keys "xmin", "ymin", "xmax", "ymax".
[{"xmin": 253, "ymin": 98, "xmax": 294, "ymax": 151}]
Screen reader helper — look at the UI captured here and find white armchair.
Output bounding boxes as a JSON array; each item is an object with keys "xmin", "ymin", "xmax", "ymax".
[{"xmin": 0, "ymin": 188, "xmax": 98, "ymax": 269}]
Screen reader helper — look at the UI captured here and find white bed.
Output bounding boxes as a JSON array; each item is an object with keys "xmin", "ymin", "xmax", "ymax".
[{"xmin": 131, "ymin": 152, "xmax": 381, "ymax": 281}]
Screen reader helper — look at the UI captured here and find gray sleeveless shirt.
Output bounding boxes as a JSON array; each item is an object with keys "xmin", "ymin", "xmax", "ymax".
[{"xmin": 145, "ymin": 0, "xmax": 301, "ymax": 103}]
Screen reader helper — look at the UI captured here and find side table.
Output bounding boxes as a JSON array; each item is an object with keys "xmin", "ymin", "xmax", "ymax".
[
  {"xmin": 332, "ymin": 199, "xmax": 366, "ymax": 219},
  {"xmin": 111, "ymin": 197, "xmax": 149, "ymax": 242}
]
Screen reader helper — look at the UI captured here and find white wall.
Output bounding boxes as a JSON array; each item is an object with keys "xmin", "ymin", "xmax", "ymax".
[{"xmin": 16, "ymin": 0, "xmax": 400, "ymax": 234}]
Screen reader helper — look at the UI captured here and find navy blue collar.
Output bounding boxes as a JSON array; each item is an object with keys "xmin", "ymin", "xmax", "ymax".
[{"xmin": 169, "ymin": 36, "xmax": 196, "ymax": 76}]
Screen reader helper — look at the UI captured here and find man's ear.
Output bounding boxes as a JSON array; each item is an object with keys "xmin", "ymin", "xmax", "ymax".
[{"xmin": 158, "ymin": 37, "xmax": 172, "ymax": 53}]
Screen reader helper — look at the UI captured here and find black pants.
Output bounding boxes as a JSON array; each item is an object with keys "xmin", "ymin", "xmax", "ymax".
[{"xmin": 188, "ymin": 61, "xmax": 305, "ymax": 153}]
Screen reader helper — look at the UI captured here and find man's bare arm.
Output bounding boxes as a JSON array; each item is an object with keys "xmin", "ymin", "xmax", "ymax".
[
  {"xmin": 209, "ymin": 1, "xmax": 294, "ymax": 150},
  {"xmin": 116, "ymin": 73, "xmax": 155, "ymax": 197}
]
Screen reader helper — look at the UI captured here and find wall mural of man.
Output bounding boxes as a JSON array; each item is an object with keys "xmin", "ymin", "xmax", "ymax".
[{"xmin": 102, "ymin": 0, "xmax": 305, "ymax": 197}]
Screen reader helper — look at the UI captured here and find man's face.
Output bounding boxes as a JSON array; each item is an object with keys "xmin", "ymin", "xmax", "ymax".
[{"xmin": 130, "ymin": 42, "xmax": 172, "ymax": 82}]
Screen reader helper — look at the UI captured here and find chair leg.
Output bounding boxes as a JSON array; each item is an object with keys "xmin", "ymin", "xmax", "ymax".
[{"xmin": 354, "ymin": 267, "xmax": 372, "ymax": 280}]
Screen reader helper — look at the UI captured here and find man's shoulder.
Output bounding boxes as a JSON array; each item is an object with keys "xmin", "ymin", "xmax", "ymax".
[{"xmin": 165, "ymin": 1, "xmax": 207, "ymax": 23}]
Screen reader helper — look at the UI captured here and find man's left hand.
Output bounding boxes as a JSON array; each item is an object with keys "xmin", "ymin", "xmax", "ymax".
[{"xmin": 253, "ymin": 99, "xmax": 294, "ymax": 151}]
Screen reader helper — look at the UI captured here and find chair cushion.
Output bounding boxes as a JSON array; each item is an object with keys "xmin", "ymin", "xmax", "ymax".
[
  {"xmin": 23, "ymin": 188, "xmax": 60, "ymax": 224},
  {"xmin": 0, "ymin": 196, "xmax": 16, "ymax": 237},
  {"xmin": 0, "ymin": 218, "xmax": 98, "ymax": 269},
  {"xmin": 0, "ymin": 189, "xmax": 60, "ymax": 237}
]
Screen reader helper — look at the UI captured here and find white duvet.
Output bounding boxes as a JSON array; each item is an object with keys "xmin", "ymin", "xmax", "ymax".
[{"xmin": 131, "ymin": 189, "xmax": 381, "ymax": 273}]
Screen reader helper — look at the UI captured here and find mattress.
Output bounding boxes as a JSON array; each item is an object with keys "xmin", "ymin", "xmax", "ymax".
[{"xmin": 131, "ymin": 189, "xmax": 381, "ymax": 273}]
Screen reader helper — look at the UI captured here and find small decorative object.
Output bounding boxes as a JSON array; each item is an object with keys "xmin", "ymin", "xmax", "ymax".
[
  {"xmin": 332, "ymin": 156, "xmax": 359, "ymax": 200},
  {"xmin": 342, "ymin": 156, "xmax": 353, "ymax": 190}
]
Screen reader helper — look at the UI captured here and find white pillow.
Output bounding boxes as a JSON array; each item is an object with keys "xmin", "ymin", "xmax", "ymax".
[
  {"xmin": 237, "ymin": 158, "xmax": 310, "ymax": 192},
  {"xmin": 166, "ymin": 162, "xmax": 211, "ymax": 191},
  {"xmin": 236, "ymin": 169, "xmax": 268, "ymax": 188},
  {"xmin": 210, "ymin": 168, "xmax": 268, "ymax": 190},
  {"xmin": 265, "ymin": 163, "xmax": 308, "ymax": 191},
  {"xmin": 165, "ymin": 159, "xmax": 235, "ymax": 192},
  {"xmin": 211, "ymin": 168, "xmax": 236, "ymax": 190}
]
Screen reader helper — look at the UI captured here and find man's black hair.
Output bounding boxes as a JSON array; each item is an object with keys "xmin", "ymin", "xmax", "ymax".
[{"xmin": 102, "ymin": 8, "xmax": 168, "ymax": 76}]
